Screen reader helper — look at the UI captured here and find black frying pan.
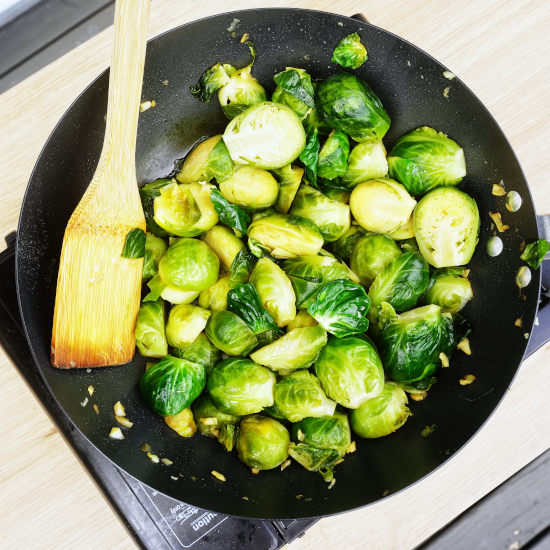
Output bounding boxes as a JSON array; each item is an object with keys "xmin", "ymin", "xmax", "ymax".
[{"xmin": 16, "ymin": 9, "xmax": 544, "ymax": 519}]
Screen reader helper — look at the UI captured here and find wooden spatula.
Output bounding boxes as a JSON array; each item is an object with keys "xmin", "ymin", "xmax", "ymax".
[{"xmin": 51, "ymin": 0, "xmax": 151, "ymax": 368}]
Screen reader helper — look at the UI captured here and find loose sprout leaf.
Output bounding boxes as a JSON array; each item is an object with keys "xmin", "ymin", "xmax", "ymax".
[
  {"xmin": 190, "ymin": 63, "xmax": 235, "ymax": 102},
  {"xmin": 317, "ymin": 130, "xmax": 350, "ymax": 180},
  {"xmin": 139, "ymin": 179, "xmax": 171, "ymax": 237},
  {"xmin": 332, "ymin": 33, "xmax": 368, "ymax": 69},
  {"xmin": 273, "ymin": 67, "xmax": 315, "ymax": 108},
  {"xmin": 272, "ymin": 164, "xmax": 304, "ymax": 214},
  {"xmin": 229, "ymin": 249, "xmax": 258, "ymax": 286},
  {"xmin": 143, "ymin": 274, "xmax": 166, "ymax": 302},
  {"xmin": 307, "ymin": 279, "xmax": 370, "ymax": 337},
  {"xmin": 205, "ymin": 139, "xmax": 234, "ymax": 183},
  {"xmin": 520, "ymin": 239, "xmax": 550, "ymax": 269},
  {"xmin": 299, "ymin": 128, "xmax": 321, "ymax": 185},
  {"xmin": 142, "ymin": 233, "xmax": 167, "ymax": 281},
  {"xmin": 209, "ymin": 189, "xmax": 251, "ymax": 235},
  {"xmin": 172, "ymin": 333, "xmax": 220, "ymax": 374},
  {"xmin": 122, "ymin": 228, "xmax": 146, "ymax": 259}
]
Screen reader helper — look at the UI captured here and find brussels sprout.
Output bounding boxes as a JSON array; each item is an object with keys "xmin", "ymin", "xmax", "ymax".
[
  {"xmin": 223, "ymin": 101, "xmax": 306, "ymax": 170},
  {"xmin": 319, "ymin": 184, "xmax": 351, "ymax": 204},
  {"xmin": 262, "ymin": 402, "xmax": 288, "ymax": 423},
  {"xmin": 177, "ymin": 135, "xmax": 233, "ymax": 184},
  {"xmin": 350, "ymin": 234, "xmax": 402, "ymax": 287},
  {"xmin": 205, "ymin": 310, "xmax": 258, "ymax": 356},
  {"xmin": 229, "ymin": 249, "xmax": 257, "ymax": 286},
  {"xmin": 286, "ymin": 311, "xmax": 318, "ymax": 330},
  {"xmin": 350, "ymin": 382, "xmax": 410, "ymax": 438},
  {"xmin": 198, "ymin": 275, "xmax": 230, "ymax": 311},
  {"xmin": 142, "ymin": 233, "xmax": 167, "ymax": 281},
  {"xmin": 341, "ymin": 141, "xmax": 388, "ymax": 189},
  {"xmin": 315, "ymin": 335, "xmax": 384, "ymax": 408},
  {"xmin": 350, "ymin": 178, "xmax": 416, "ymax": 233},
  {"xmin": 160, "ymin": 286, "xmax": 200, "ymax": 305},
  {"xmin": 166, "ymin": 304, "xmax": 211, "ymax": 350},
  {"xmin": 219, "ymin": 165, "xmax": 279, "ymax": 210},
  {"xmin": 289, "ymin": 413, "xmax": 351, "ymax": 482},
  {"xmin": 272, "ymin": 164, "xmax": 304, "ymax": 214},
  {"xmin": 218, "ymin": 64, "xmax": 267, "ymax": 119},
  {"xmin": 139, "ymin": 178, "xmax": 172, "ymax": 237},
  {"xmin": 388, "ymin": 126, "xmax": 466, "ymax": 195},
  {"xmin": 330, "ymin": 225, "xmax": 366, "ymax": 262},
  {"xmin": 274, "ymin": 370, "xmax": 336, "ymax": 422},
  {"xmin": 192, "ymin": 393, "xmax": 239, "ymax": 450},
  {"xmin": 332, "ymin": 32, "xmax": 368, "ymax": 69},
  {"xmin": 135, "ymin": 300, "xmax": 168, "ymax": 358},
  {"xmin": 316, "ymin": 130, "xmax": 350, "ymax": 180},
  {"xmin": 209, "ymin": 189, "xmax": 251, "ymax": 235},
  {"xmin": 249, "ymin": 257, "xmax": 296, "ymax": 327},
  {"xmin": 368, "ymin": 252, "xmax": 430, "ymax": 313},
  {"xmin": 307, "ymin": 279, "xmax": 370, "ymax": 337},
  {"xmin": 236, "ymin": 415, "xmax": 290, "ymax": 470},
  {"xmin": 227, "ymin": 283, "xmax": 283, "ymax": 346},
  {"xmin": 388, "ymin": 214, "xmax": 415, "ymax": 241},
  {"xmin": 272, "ymin": 67, "xmax": 315, "ymax": 120},
  {"xmin": 250, "ymin": 325, "xmax": 327, "ymax": 374},
  {"xmin": 172, "ymin": 332, "xmax": 221, "ymax": 374},
  {"xmin": 139, "ymin": 356, "xmax": 206, "ymax": 416},
  {"xmin": 299, "ymin": 128, "xmax": 321, "ymax": 185},
  {"xmin": 414, "ymin": 187, "xmax": 480, "ymax": 267},
  {"xmin": 315, "ymin": 73, "xmax": 390, "ymax": 142},
  {"xmin": 153, "ymin": 182, "xmax": 218, "ymax": 237},
  {"xmin": 520, "ymin": 239, "xmax": 550, "ymax": 270},
  {"xmin": 282, "ymin": 254, "xmax": 350, "ymax": 308},
  {"xmin": 421, "ymin": 269, "xmax": 473, "ymax": 314},
  {"xmin": 201, "ymin": 225, "xmax": 244, "ymax": 270},
  {"xmin": 207, "ymin": 358, "xmax": 276, "ymax": 415},
  {"xmin": 289, "ymin": 186, "xmax": 350, "ymax": 242},
  {"xmin": 164, "ymin": 408, "xmax": 197, "ymax": 438},
  {"xmin": 248, "ymin": 214, "xmax": 323, "ymax": 259},
  {"xmin": 159, "ymin": 238, "xmax": 219, "ymax": 291},
  {"xmin": 377, "ymin": 302, "xmax": 455, "ymax": 382},
  {"xmin": 190, "ymin": 63, "xmax": 235, "ymax": 102}
]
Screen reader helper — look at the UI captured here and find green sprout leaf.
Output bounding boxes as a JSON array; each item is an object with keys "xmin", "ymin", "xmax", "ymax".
[
  {"xmin": 209, "ymin": 188, "xmax": 251, "ymax": 235},
  {"xmin": 521, "ymin": 239, "xmax": 550, "ymax": 269},
  {"xmin": 121, "ymin": 228, "xmax": 146, "ymax": 259},
  {"xmin": 299, "ymin": 128, "xmax": 320, "ymax": 185},
  {"xmin": 332, "ymin": 32, "xmax": 368, "ymax": 69},
  {"xmin": 273, "ymin": 67, "xmax": 315, "ymax": 108}
]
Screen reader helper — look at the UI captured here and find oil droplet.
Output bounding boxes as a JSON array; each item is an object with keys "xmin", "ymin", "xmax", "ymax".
[
  {"xmin": 487, "ymin": 236, "xmax": 503, "ymax": 257},
  {"xmin": 506, "ymin": 191, "xmax": 522, "ymax": 212},
  {"xmin": 515, "ymin": 266, "xmax": 532, "ymax": 288}
]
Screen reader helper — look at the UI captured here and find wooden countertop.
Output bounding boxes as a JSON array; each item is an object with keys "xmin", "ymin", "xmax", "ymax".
[{"xmin": 1, "ymin": 1, "xmax": 549, "ymax": 548}]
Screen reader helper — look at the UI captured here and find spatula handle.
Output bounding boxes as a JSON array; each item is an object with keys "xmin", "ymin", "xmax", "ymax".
[{"xmin": 103, "ymin": 0, "xmax": 150, "ymax": 177}]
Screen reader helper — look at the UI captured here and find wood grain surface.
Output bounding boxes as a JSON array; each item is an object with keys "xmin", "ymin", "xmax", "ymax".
[{"xmin": 0, "ymin": 1, "xmax": 549, "ymax": 549}]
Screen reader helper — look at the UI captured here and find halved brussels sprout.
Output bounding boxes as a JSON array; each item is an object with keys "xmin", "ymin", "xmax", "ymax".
[
  {"xmin": 289, "ymin": 413, "xmax": 351, "ymax": 482},
  {"xmin": 368, "ymin": 252, "xmax": 430, "ymax": 313},
  {"xmin": 219, "ymin": 165, "xmax": 279, "ymax": 210},
  {"xmin": 142, "ymin": 233, "xmax": 167, "ymax": 281},
  {"xmin": 236, "ymin": 415, "xmax": 290, "ymax": 470},
  {"xmin": 388, "ymin": 214, "xmax": 415, "ymax": 240},
  {"xmin": 192, "ymin": 393, "xmax": 239, "ymax": 451},
  {"xmin": 172, "ymin": 333, "xmax": 220, "ymax": 374},
  {"xmin": 250, "ymin": 325, "xmax": 327, "ymax": 374},
  {"xmin": 289, "ymin": 186, "xmax": 351, "ymax": 242},
  {"xmin": 286, "ymin": 311, "xmax": 318, "ymax": 330},
  {"xmin": 177, "ymin": 135, "xmax": 233, "ymax": 184},
  {"xmin": 317, "ymin": 130, "xmax": 350, "ymax": 180},
  {"xmin": 282, "ymin": 254, "xmax": 350, "ymax": 308},
  {"xmin": 319, "ymin": 184, "xmax": 351, "ymax": 204},
  {"xmin": 350, "ymin": 178, "xmax": 416, "ymax": 233},
  {"xmin": 332, "ymin": 32, "xmax": 368, "ymax": 69},
  {"xmin": 272, "ymin": 164, "xmax": 304, "ymax": 214},
  {"xmin": 272, "ymin": 67, "xmax": 315, "ymax": 120},
  {"xmin": 249, "ymin": 257, "xmax": 296, "ymax": 327},
  {"xmin": 227, "ymin": 283, "xmax": 283, "ymax": 346},
  {"xmin": 153, "ymin": 182, "xmax": 218, "ymax": 237},
  {"xmin": 421, "ymin": 268, "xmax": 473, "ymax": 314},
  {"xmin": 218, "ymin": 64, "xmax": 267, "ymax": 120},
  {"xmin": 135, "ymin": 300, "xmax": 168, "ymax": 358},
  {"xmin": 414, "ymin": 187, "xmax": 480, "ymax": 268},
  {"xmin": 248, "ymin": 214, "xmax": 324, "ymax": 259},
  {"xmin": 330, "ymin": 225, "xmax": 366, "ymax": 262},
  {"xmin": 307, "ymin": 279, "xmax": 370, "ymax": 337},
  {"xmin": 388, "ymin": 126, "xmax": 466, "ymax": 195},
  {"xmin": 166, "ymin": 304, "xmax": 211, "ymax": 350},
  {"xmin": 350, "ymin": 234, "xmax": 402, "ymax": 287},
  {"xmin": 160, "ymin": 286, "xmax": 200, "ymax": 305},
  {"xmin": 315, "ymin": 73, "xmax": 390, "ymax": 142},
  {"xmin": 274, "ymin": 370, "xmax": 336, "ymax": 422},
  {"xmin": 341, "ymin": 141, "xmax": 388, "ymax": 189},
  {"xmin": 349, "ymin": 382, "xmax": 411, "ymax": 438},
  {"xmin": 198, "ymin": 274, "xmax": 231, "ymax": 311},
  {"xmin": 201, "ymin": 225, "xmax": 244, "ymax": 270},
  {"xmin": 139, "ymin": 355, "xmax": 206, "ymax": 416},
  {"xmin": 377, "ymin": 302, "xmax": 455, "ymax": 383},
  {"xmin": 190, "ymin": 63, "xmax": 235, "ymax": 102},
  {"xmin": 315, "ymin": 335, "xmax": 384, "ymax": 408},
  {"xmin": 158, "ymin": 238, "xmax": 219, "ymax": 291},
  {"xmin": 223, "ymin": 101, "xmax": 306, "ymax": 170},
  {"xmin": 207, "ymin": 358, "xmax": 276, "ymax": 415},
  {"xmin": 205, "ymin": 310, "xmax": 258, "ymax": 356},
  {"xmin": 139, "ymin": 178, "xmax": 172, "ymax": 237},
  {"xmin": 164, "ymin": 408, "xmax": 197, "ymax": 438}
]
